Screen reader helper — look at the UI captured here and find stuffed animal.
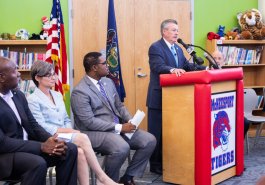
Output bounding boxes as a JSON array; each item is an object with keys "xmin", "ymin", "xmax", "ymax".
[
  {"xmin": 15, "ymin": 29, "xmax": 30, "ymax": 40},
  {"xmin": 224, "ymin": 31, "xmax": 240, "ymax": 40},
  {"xmin": 40, "ymin": 16, "xmax": 50, "ymax": 40},
  {"xmin": 237, "ymin": 9, "xmax": 265, "ymax": 40},
  {"xmin": 207, "ymin": 32, "xmax": 220, "ymax": 40},
  {"xmin": 217, "ymin": 25, "xmax": 225, "ymax": 37}
]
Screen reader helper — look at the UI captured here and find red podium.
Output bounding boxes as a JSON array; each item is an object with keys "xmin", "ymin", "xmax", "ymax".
[{"xmin": 160, "ymin": 68, "xmax": 244, "ymax": 185}]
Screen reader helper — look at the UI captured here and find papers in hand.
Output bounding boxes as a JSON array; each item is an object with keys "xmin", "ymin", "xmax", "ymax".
[
  {"xmin": 57, "ymin": 133, "xmax": 73, "ymax": 142},
  {"xmin": 125, "ymin": 109, "xmax": 145, "ymax": 139}
]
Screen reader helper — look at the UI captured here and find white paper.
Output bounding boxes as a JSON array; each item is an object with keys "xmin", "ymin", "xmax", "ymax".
[
  {"xmin": 57, "ymin": 133, "xmax": 73, "ymax": 142},
  {"xmin": 125, "ymin": 109, "xmax": 145, "ymax": 139}
]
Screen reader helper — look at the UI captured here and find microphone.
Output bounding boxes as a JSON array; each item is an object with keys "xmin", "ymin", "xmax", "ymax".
[
  {"xmin": 203, "ymin": 52, "xmax": 220, "ymax": 69},
  {"xmin": 177, "ymin": 38, "xmax": 204, "ymax": 65}
]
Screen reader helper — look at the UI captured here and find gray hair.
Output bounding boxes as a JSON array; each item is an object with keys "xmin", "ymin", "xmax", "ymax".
[
  {"xmin": 30, "ymin": 61, "xmax": 54, "ymax": 87},
  {"xmin": 160, "ymin": 19, "xmax": 178, "ymax": 36}
]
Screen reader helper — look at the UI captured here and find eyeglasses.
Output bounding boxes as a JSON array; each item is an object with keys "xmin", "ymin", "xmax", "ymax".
[
  {"xmin": 43, "ymin": 72, "xmax": 57, "ymax": 79},
  {"xmin": 97, "ymin": 61, "xmax": 107, "ymax": 65}
]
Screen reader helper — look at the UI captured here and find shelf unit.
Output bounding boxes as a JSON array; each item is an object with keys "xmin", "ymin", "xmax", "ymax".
[
  {"xmin": 0, "ymin": 40, "xmax": 47, "ymax": 80},
  {"xmin": 206, "ymin": 39, "xmax": 265, "ymax": 137}
]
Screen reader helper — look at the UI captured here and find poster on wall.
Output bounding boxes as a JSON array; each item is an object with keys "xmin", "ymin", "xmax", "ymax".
[{"xmin": 211, "ymin": 91, "xmax": 236, "ymax": 175}]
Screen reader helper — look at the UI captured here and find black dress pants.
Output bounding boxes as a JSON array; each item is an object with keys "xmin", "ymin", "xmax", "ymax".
[{"xmin": 3, "ymin": 142, "xmax": 78, "ymax": 185}]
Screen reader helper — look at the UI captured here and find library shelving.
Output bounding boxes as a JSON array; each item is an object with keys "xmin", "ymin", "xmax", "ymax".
[{"xmin": 206, "ymin": 39, "xmax": 265, "ymax": 136}]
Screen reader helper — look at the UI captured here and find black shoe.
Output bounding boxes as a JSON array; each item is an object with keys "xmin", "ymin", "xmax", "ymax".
[
  {"xmin": 119, "ymin": 178, "xmax": 135, "ymax": 185},
  {"xmin": 150, "ymin": 166, "xmax": 162, "ymax": 175}
]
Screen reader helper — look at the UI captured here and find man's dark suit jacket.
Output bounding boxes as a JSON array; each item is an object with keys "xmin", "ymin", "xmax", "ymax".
[
  {"xmin": 146, "ymin": 38, "xmax": 206, "ymax": 109},
  {"xmin": 0, "ymin": 89, "xmax": 51, "ymax": 179}
]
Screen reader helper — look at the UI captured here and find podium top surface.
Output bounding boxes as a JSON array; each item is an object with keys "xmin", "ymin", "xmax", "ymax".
[{"xmin": 160, "ymin": 68, "xmax": 243, "ymax": 87}]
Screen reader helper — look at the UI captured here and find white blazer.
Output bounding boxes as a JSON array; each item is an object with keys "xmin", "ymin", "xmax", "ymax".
[{"xmin": 27, "ymin": 88, "xmax": 72, "ymax": 135}]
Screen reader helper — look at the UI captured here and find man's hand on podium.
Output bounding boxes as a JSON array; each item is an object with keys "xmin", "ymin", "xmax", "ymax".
[{"xmin": 170, "ymin": 68, "xmax": 186, "ymax": 76}]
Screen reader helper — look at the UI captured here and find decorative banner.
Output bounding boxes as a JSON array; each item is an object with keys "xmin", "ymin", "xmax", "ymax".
[
  {"xmin": 106, "ymin": 0, "xmax": 126, "ymax": 102},
  {"xmin": 211, "ymin": 91, "xmax": 236, "ymax": 175}
]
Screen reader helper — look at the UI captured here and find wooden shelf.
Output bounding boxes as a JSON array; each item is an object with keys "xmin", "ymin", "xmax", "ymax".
[
  {"xmin": 0, "ymin": 40, "xmax": 47, "ymax": 45},
  {"xmin": 215, "ymin": 39, "xmax": 265, "ymax": 45},
  {"xmin": 222, "ymin": 64, "xmax": 265, "ymax": 67},
  {"xmin": 18, "ymin": 69, "xmax": 31, "ymax": 72},
  {"xmin": 245, "ymin": 85, "xmax": 265, "ymax": 89}
]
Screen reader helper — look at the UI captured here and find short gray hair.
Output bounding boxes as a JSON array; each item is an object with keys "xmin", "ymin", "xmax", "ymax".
[
  {"xmin": 160, "ymin": 19, "xmax": 178, "ymax": 36},
  {"xmin": 30, "ymin": 61, "xmax": 54, "ymax": 87}
]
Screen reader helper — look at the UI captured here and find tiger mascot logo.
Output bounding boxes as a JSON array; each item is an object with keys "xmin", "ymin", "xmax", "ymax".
[{"xmin": 213, "ymin": 111, "xmax": 231, "ymax": 151}]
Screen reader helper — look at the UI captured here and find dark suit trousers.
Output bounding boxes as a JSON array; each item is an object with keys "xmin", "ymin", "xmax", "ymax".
[
  {"xmin": 148, "ymin": 108, "xmax": 162, "ymax": 169},
  {"xmin": 3, "ymin": 142, "xmax": 78, "ymax": 185}
]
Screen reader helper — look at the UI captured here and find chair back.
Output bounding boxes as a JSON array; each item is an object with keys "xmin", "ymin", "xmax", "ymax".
[{"xmin": 244, "ymin": 88, "xmax": 258, "ymax": 117}]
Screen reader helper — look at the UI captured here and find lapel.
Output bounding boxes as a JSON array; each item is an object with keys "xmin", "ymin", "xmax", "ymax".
[
  {"xmin": 10, "ymin": 91, "xmax": 26, "ymax": 125},
  {"xmin": 100, "ymin": 78, "xmax": 118, "ymax": 114},
  {"xmin": 160, "ymin": 39, "xmax": 177, "ymax": 67},
  {"xmin": 34, "ymin": 88, "xmax": 57, "ymax": 108},
  {"xmin": 0, "ymin": 96, "xmax": 21, "ymax": 125},
  {"xmin": 84, "ymin": 77, "xmax": 112, "ymax": 111}
]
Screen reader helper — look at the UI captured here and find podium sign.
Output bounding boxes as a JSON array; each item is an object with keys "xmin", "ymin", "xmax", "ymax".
[
  {"xmin": 160, "ymin": 68, "xmax": 244, "ymax": 185},
  {"xmin": 211, "ymin": 91, "xmax": 236, "ymax": 175}
]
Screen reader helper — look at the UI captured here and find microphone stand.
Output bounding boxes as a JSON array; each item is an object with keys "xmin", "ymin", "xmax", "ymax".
[{"xmin": 188, "ymin": 44, "xmax": 219, "ymax": 69}]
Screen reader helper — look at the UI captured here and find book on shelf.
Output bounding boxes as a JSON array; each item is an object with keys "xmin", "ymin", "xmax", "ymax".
[
  {"xmin": 254, "ymin": 46, "xmax": 263, "ymax": 64},
  {"xmin": 244, "ymin": 50, "xmax": 254, "ymax": 64},
  {"xmin": 256, "ymin": 95, "xmax": 264, "ymax": 109},
  {"xmin": 0, "ymin": 49, "xmax": 46, "ymax": 69},
  {"xmin": 18, "ymin": 80, "xmax": 36, "ymax": 97},
  {"xmin": 219, "ymin": 45, "xmax": 264, "ymax": 66}
]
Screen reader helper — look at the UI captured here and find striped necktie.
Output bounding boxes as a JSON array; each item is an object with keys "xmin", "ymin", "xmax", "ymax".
[
  {"xmin": 171, "ymin": 45, "xmax": 179, "ymax": 67},
  {"xmin": 98, "ymin": 81, "xmax": 120, "ymax": 124}
]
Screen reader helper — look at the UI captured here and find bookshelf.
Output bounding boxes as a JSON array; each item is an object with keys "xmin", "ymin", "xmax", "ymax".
[
  {"xmin": 0, "ymin": 40, "xmax": 47, "ymax": 80},
  {"xmin": 0, "ymin": 40, "xmax": 46, "ymax": 96},
  {"xmin": 206, "ymin": 39, "xmax": 265, "ymax": 137}
]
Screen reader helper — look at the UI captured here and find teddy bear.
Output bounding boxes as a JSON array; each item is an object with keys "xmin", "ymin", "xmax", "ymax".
[
  {"xmin": 237, "ymin": 9, "xmax": 265, "ymax": 40},
  {"xmin": 224, "ymin": 31, "xmax": 240, "ymax": 40},
  {"xmin": 40, "ymin": 16, "xmax": 50, "ymax": 40}
]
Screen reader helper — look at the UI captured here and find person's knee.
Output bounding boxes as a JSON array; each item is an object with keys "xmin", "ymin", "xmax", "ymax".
[
  {"xmin": 34, "ymin": 157, "xmax": 47, "ymax": 174},
  {"xmin": 147, "ymin": 133, "xmax": 157, "ymax": 148},
  {"xmin": 113, "ymin": 142, "xmax": 130, "ymax": 157},
  {"xmin": 138, "ymin": 131, "xmax": 157, "ymax": 149},
  {"xmin": 77, "ymin": 148, "xmax": 86, "ymax": 162},
  {"xmin": 75, "ymin": 133, "xmax": 92, "ymax": 147},
  {"xmin": 66, "ymin": 142, "xmax": 78, "ymax": 159}
]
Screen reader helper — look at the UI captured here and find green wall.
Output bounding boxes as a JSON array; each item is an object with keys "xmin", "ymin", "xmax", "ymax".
[
  {"xmin": 0, "ymin": 0, "xmax": 70, "ymax": 113},
  {"xmin": 194, "ymin": 0, "xmax": 258, "ymax": 52},
  {"xmin": 0, "ymin": 0, "xmax": 259, "ymax": 113}
]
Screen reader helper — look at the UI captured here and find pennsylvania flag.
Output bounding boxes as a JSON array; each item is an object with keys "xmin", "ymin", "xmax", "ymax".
[
  {"xmin": 45, "ymin": 0, "xmax": 69, "ymax": 98},
  {"xmin": 106, "ymin": 0, "xmax": 126, "ymax": 102}
]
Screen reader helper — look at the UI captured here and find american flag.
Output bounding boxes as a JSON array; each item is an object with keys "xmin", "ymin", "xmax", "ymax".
[{"xmin": 45, "ymin": 0, "xmax": 69, "ymax": 97}]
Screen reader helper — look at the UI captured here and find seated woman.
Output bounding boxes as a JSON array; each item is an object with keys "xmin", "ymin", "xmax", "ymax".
[{"xmin": 27, "ymin": 61, "xmax": 121, "ymax": 185}]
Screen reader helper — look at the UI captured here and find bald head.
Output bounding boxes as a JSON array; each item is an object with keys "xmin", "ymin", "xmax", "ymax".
[
  {"xmin": 0, "ymin": 56, "xmax": 20, "ymax": 94},
  {"xmin": 212, "ymin": 50, "xmax": 225, "ymax": 67}
]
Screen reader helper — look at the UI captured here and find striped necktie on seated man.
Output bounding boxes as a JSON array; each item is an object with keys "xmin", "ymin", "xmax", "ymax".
[
  {"xmin": 98, "ymin": 81, "xmax": 120, "ymax": 124},
  {"xmin": 170, "ymin": 45, "xmax": 179, "ymax": 67}
]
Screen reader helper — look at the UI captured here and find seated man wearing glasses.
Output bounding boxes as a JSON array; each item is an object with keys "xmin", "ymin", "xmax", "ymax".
[{"xmin": 71, "ymin": 52, "xmax": 156, "ymax": 185}]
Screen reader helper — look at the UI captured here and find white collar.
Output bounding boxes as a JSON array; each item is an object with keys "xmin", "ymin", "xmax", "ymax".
[
  {"xmin": 87, "ymin": 75, "xmax": 99, "ymax": 87},
  {"xmin": 0, "ymin": 90, "xmax": 13, "ymax": 100},
  {"xmin": 163, "ymin": 38, "xmax": 175, "ymax": 49}
]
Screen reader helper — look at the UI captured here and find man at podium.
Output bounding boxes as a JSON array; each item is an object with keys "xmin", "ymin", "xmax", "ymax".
[{"xmin": 146, "ymin": 19, "xmax": 206, "ymax": 174}]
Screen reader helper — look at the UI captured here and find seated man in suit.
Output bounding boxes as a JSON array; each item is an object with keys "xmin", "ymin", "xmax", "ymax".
[
  {"xmin": 0, "ymin": 56, "xmax": 78, "ymax": 185},
  {"xmin": 211, "ymin": 50, "xmax": 250, "ymax": 137},
  {"xmin": 71, "ymin": 52, "xmax": 156, "ymax": 185}
]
